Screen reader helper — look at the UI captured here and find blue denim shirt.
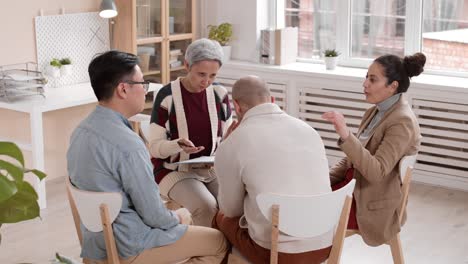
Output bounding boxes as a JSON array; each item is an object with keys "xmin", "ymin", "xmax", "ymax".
[{"xmin": 67, "ymin": 105, "xmax": 187, "ymax": 260}]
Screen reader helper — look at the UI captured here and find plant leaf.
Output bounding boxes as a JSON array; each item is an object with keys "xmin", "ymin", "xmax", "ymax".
[
  {"xmin": 56, "ymin": 252, "xmax": 80, "ymax": 264},
  {"xmin": 25, "ymin": 169, "xmax": 47, "ymax": 181},
  {"xmin": 0, "ymin": 142, "xmax": 24, "ymax": 167},
  {"xmin": 0, "ymin": 175, "xmax": 17, "ymax": 202},
  {"xmin": 18, "ymin": 181, "xmax": 38, "ymax": 199},
  {"xmin": 0, "ymin": 181, "xmax": 39, "ymax": 223},
  {"xmin": 0, "ymin": 160, "xmax": 24, "ymax": 183},
  {"xmin": 207, "ymin": 23, "xmax": 232, "ymax": 46}
]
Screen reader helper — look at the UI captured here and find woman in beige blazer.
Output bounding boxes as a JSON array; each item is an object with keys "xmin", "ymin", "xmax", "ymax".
[{"xmin": 322, "ymin": 52, "xmax": 426, "ymax": 246}]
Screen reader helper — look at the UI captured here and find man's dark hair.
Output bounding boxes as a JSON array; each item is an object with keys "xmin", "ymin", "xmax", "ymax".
[{"xmin": 88, "ymin": 50, "xmax": 139, "ymax": 101}]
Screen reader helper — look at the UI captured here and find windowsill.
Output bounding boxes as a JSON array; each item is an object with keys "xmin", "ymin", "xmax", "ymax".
[{"xmin": 223, "ymin": 60, "xmax": 468, "ymax": 90}]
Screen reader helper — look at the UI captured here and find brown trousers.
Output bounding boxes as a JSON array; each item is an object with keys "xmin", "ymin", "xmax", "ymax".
[
  {"xmin": 88, "ymin": 208, "xmax": 228, "ymax": 264},
  {"xmin": 213, "ymin": 212, "xmax": 331, "ymax": 264}
]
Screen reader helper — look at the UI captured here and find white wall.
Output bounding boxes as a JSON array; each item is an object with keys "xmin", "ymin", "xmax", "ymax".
[
  {"xmin": 0, "ymin": 0, "xmax": 99, "ymax": 65},
  {"xmin": 0, "ymin": 1, "xmax": 100, "ymax": 181},
  {"xmin": 201, "ymin": 0, "xmax": 272, "ymax": 62}
]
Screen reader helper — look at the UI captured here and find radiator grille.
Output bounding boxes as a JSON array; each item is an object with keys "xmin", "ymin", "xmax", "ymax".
[
  {"xmin": 298, "ymin": 87, "xmax": 372, "ymax": 159},
  {"xmin": 216, "ymin": 77, "xmax": 287, "ymax": 119},
  {"xmin": 412, "ymin": 98, "xmax": 468, "ymax": 179}
]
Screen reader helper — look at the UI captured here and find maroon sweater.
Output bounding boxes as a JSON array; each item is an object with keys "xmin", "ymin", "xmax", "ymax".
[{"xmin": 180, "ymin": 82, "xmax": 212, "ymax": 158}]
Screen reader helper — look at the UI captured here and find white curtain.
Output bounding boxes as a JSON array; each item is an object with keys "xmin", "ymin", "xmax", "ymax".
[
  {"xmin": 313, "ymin": 0, "xmax": 335, "ymax": 53},
  {"xmin": 423, "ymin": 0, "xmax": 465, "ymax": 32}
]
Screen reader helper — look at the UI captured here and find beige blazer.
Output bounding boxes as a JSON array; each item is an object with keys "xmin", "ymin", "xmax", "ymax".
[{"xmin": 330, "ymin": 95, "xmax": 421, "ymax": 246}]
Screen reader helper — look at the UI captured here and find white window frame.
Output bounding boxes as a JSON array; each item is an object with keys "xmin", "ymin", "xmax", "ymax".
[{"xmin": 276, "ymin": 0, "xmax": 468, "ymax": 78}]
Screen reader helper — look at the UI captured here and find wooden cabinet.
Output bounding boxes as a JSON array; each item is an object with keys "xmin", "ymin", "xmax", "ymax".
[{"xmin": 113, "ymin": 0, "xmax": 196, "ymax": 108}]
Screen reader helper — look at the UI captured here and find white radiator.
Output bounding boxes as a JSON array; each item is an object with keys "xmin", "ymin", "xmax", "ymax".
[
  {"xmin": 298, "ymin": 87, "xmax": 372, "ymax": 164},
  {"xmin": 216, "ymin": 77, "xmax": 287, "ymax": 119},
  {"xmin": 298, "ymin": 88, "xmax": 468, "ymax": 184},
  {"xmin": 411, "ymin": 98, "xmax": 468, "ymax": 183},
  {"xmin": 217, "ymin": 65, "xmax": 468, "ymax": 190}
]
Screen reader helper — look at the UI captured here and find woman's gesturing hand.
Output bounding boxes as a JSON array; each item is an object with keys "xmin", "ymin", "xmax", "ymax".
[
  {"xmin": 322, "ymin": 111, "xmax": 350, "ymax": 141},
  {"xmin": 177, "ymin": 138, "xmax": 205, "ymax": 154}
]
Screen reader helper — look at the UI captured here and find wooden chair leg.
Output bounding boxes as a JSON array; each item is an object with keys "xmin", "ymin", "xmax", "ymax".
[
  {"xmin": 388, "ymin": 234, "xmax": 404, "ymax": 264},
  {"xmin": 270, "ymin": 205, "xmax": 280, "ymax": 264},
  {"xmin": 328, "ymin": 196, "xmax": 352, "ymax": 264}
]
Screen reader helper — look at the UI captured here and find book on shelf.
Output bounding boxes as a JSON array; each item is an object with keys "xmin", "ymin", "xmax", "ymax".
[
  {"xmin": 169, "ymin": 49, "xmax": 182, "ymax": 56},
  {"xmin": 170, "ymin": 61, "xmax": 182, "ymax": 68}
]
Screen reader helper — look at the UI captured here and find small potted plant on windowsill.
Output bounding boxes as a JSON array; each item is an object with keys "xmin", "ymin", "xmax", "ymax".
[
  {"xmin": 208, "ymin": 22, "xmax": 233, "ymax": 62},
  {"xmin": 323, "ymin": 49, "xmax": 340, "ymax": 70},
  {"xmin": 59, "ymin": 58, "xmax": 73, "ymax": 77}
]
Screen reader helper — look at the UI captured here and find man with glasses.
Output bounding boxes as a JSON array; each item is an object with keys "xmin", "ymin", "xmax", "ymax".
[
  {"xmin": 124, "ymin": 80, "xmax": 150, "ymax": 92},
  {"xmin": 67, "ymin": 50, "xmax": 227, "ymax": 263}
]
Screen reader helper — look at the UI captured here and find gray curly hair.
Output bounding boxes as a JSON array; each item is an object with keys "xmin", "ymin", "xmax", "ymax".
[{"xmin": 184, "ymin": 38, "xmax": 224, "ymax": 68}]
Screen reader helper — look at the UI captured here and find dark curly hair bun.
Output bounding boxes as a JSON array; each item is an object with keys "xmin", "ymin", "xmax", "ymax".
[{"xmin": 403, "ymin": 52, "xmax": 426, "ymax": 78}]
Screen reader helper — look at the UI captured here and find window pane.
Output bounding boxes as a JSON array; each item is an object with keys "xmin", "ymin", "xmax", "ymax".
[
  {"xmin": 422, "ymin": 0, "xmax": 468, "ymax": 72},
  {"xmin": 351, "ymin": 0, "xmax": 406, "ymax": 59},
  {"xmin": 169, "ymin": 0, "xmax": 193, "ymax": 34},
  {"xmin": 137, "ymin": 43, "xmax": 162, "ymax": 83},
  {"xmin": 169, "ymin": 39, "xmax": 192, "ymax": 81},
  {"xmin": 284, "ymin": 0, "xmax": 337, "ymax": 59}
]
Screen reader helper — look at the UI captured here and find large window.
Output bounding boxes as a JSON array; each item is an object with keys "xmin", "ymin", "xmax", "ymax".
[
  {"xmin": 284, "ymin": 0, "xmax": 337, "ymax": 58},
  {"xmin": 281, "ymin": 0, "xmax": 468, "ymax": 74},
  {"xmin": 351, "ymin": 0, "xmax": 406, "ymax": 58},
  {"xmin": 422, "ymin": 0, "xmax": 468, "ymax": 72}
]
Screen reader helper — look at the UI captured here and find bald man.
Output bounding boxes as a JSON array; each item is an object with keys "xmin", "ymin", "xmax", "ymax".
[{"xmin": 213, "ymin": 76, "xmax": 332, "ymax": 263}]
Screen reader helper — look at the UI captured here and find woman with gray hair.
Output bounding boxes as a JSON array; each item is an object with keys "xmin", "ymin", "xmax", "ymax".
[{"xmin": 149, "ymin": 38, "xmax": 232, "ymax": 226}]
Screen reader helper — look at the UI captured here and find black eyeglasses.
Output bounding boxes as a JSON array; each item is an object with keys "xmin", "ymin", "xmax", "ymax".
[{"xmin": 123, "ymin": 80, "xmax": 150, "ymax": 92}]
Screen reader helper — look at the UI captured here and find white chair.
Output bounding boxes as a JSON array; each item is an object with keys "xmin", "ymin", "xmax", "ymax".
[
  {"xmin": 67, "ymin": 178, "xmax": 189, "ymax": 264},
  {"xmin": 346, "ymin": 154, "xmax": 417, "ymax": 264},
  {"xmin": 254, "ymin": 179, "xmax": 356, "ymax": 264},
  {"xmin": 66, "ymin": 178, "xmax": 123, "ymax": 264},
  {"xmin": 129, "ymin": 113, "xmax": 151, "ymax": 146}
]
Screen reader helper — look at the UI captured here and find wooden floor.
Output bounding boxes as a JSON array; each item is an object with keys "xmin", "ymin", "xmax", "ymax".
[{"xmin": 1, "ymin": 177, "xmax": 468, "ymax": 264}]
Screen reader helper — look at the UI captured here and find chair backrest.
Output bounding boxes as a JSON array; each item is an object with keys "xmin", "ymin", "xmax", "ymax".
[
  {"xmin": 67, "ymin": 178, "xmax": 122, "ymax": 232},
  {"xmin": 397, "ymin": 155, "xmax": 417, "ymax": 225},
  {"xmin": 399, "ymin": 155, "xmax": 417, "ymax": 182},
  {"xmin": 66, "ymin": 178, "xmax": 123, "ymax": 264},
  {"xmin": 256, "ymin": 179, "xmax": 356, "ymax": 238},
  {"xmin": 257, "ymin": 179, "xmax": 356, "ymax": 264},
  {"xmin": 129, "ymin": 113, "xmax": 151, "ymax": 146}
]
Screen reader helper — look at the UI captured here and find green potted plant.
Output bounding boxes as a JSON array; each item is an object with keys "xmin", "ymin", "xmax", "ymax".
[
  {"xmin": 0, "ymin": 141, "xmax": 46, "ymax": 244},
  {"xmin": 48, "ymin": 58, "xmax": 61, "ymax": 78},
  {"xmin": 323, "ymin": 49, "xmax": 340, "ymax": 70},
  {"xmin": 207, "ymin": 22, "xmax": 233, "ymax": 62},
  {"xmin": 59, "ymin": 58, "xmax": 73, "ymax": 77}
]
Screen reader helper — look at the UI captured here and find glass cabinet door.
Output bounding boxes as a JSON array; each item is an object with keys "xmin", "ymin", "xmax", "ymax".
[
  {"xmin": 169, "ymin": 39, "xmax": 191, "ymax": 81},
  {"xmin": 137, "ymin": 42, "xmax": 162, "ymax": 111},
  {"xmin": 136, "ymin": 0, "xmax": 162, "ymax": 39},
  {"xmin": 138, "ymin": 43, "xmax": 162, "ymax": 83},
  {"xmin": 168, "ymin": 0, "xmax": 193, "ymax": 35}
]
